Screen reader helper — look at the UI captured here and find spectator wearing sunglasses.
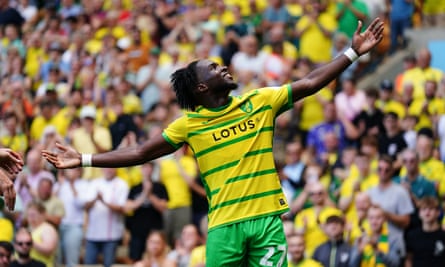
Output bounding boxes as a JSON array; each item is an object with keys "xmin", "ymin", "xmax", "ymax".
[{"xmin": 10, "ymin": 227, "xmax": 45, "ymax": 267}]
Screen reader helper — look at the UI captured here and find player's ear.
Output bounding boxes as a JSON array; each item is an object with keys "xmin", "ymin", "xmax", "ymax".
[{"xmin": 197, "ymin": 83, "xmax": 208, "ymax": 93}]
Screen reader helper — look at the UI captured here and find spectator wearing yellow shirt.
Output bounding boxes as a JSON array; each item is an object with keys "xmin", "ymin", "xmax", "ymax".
[
  {"xmin": 359, "ymin": 205, "xmax": 403, "ymax": 267},
  {"xmin": 401, "ymin": 48, "xmax": 443, "ymax": 101},
  {"xmin": 294, "ymin": 182, "xmax": 342, "ymax": 257},
  {"xmin": 408, "ymin": 79, "xmax": 445, "ymax": 130},
  {"xmin": 189, "ymin": 217, "xmax": 207, "ymax": 267},
  {"xmin": 287, "ymin": 233, "xmax": 322, "ymax": 267},
  {"xmin": 346, "ymin": 192, "xmax": 371, "ymax": 244},
  {"xmin": 339, "ymin": 152, "xmax": 378, "ymax": 219},
  {"xmin": 296, "ymin": 58, "xmax": 334, "ymax": 137},
  {"xmin": 29, "ymin": 100, "xmax": 60, "ymax": 147},
  {"xmin": 71, "ymin": 106, "xmax": 112, "ymax": 179},
  {"xmin": 160, "ymin": 146, "xmax": 198, "ymax": 246},
  {"xmin": 376, "ymin": 79, "xmax": 406, "ymax": 120},
  {"xmin": 0, "ymin": 199, "xmax": 14, "ymax": 242},
  {"xmin": 0, "ymin": 112, "xmax": 28, "ymax": 157},
  {"xmin": 262, "ymin": 24, "xmax": 298, "ymax": 67},
  {"xmin": 295, "ymin": 3, "xmax": 337, "ymax": 64}
]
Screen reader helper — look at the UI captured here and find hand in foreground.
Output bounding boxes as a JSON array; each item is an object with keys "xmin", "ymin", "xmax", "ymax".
[
  {"xmin": 351, "ymin": 18, "xmax": 384, "ymax": 56},
  {"xmin": 0, "ymin": 148, "xmax": 23, "ymax": 175},
  {"xmin": 41, "ymin": 142, "xmax": 82, "ymax": 169},
  {"xmin": 0, "ymin": 168, "xmax": 16, "ymax": 210}
]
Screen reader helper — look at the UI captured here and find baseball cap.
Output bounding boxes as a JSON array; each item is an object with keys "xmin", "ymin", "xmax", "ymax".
[
  {"xmin": 380, "ymin": 79, "xmax": 393, "ymax": 91},
  {"xmin": 79, "ymin": 106, "xmax": 96, "ymax": 119}
]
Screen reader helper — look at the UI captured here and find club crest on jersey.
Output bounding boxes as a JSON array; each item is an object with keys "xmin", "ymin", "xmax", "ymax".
[{"xmin": 240, "ymin": 100, "xmax": 253, "ymax": 113}]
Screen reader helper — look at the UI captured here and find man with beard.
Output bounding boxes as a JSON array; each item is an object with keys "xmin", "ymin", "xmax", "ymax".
[{"xmin": 10, "ymin": 228, "xmax": 45, "ymax": 267}]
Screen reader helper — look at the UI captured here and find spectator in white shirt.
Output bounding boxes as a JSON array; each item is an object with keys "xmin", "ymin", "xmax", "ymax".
[
  {"xmin": 54, "ymin": 168, "xmax": 89, "ymax": 267},
  {"xmin": 83, "ymin": 168, "xmax": 129, "ymax": 267}
]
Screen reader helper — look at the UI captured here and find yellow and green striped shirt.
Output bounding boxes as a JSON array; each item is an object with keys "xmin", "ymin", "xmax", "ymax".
[{"xmin": 163, "ymin": 85, "xmax": 293, "ymax": 230}]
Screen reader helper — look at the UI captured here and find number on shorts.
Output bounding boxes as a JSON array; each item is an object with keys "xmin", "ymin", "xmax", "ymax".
[{"xmin": 260, "ymin": 245, "xmax": 286, "ymax": 267}]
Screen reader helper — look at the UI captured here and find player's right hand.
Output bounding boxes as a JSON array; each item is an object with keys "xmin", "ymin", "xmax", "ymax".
[
  {"xmin": 0, "ymin": 148, "xmax": 23, "ymax": 175},
  {"xmin": 42, "ymin": 142, "xmax": 82, "ymax": 169},
  {"xmin": 0, "ymin": 168, "xmax": 16, "ymax": 210}
]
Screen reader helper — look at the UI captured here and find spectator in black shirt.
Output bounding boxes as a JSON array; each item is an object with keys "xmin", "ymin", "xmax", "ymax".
[
  {"xmin": 378, "ymin": 112, "xmax": 407, "ymax": 170},
  {"xmin": 313, "ymin": 215, "xmax": 361, "ymax": 267},
  {"xmin": 10, "ymin": 228, "xmax": 45, "ymax": 267},
  {"xmin": 405, "ymin": 197, "xmax": 445, "ymax": 267},
  {"xmin": 124, "ymin": 161, "xmax": 168, "ymax": 262},
  {"xmin": 0, "ymin": 0, "xmax": 24, "ymax": 27},
  {"xmin": 353, "ymin": 87, "xmax": 385, "ymax": 139}
]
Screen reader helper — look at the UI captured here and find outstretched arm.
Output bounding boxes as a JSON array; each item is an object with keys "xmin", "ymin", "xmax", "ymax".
[
  {"xmin": 291, "ymin": 18, "xmax": 384, "ymax": 102},
  {"xmin": 42, "ymin": 134, "xmax": 177, "ymax": 169}
]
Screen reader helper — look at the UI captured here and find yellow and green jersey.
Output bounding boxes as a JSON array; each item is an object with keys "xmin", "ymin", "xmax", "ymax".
[{"xmin": 162, "ymin": 85, "xmax": 293, "ymax": 230}]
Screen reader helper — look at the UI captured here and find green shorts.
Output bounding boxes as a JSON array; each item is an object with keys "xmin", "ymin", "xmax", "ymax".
[{"xmin": 206, "ymin": 215, "xmax": 288, "ymax": 267}]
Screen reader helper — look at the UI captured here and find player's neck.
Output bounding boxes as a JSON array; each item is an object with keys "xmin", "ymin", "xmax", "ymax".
[{"xmin": 422, "ymin": 221, "xmax": 440, "ymax": 232}]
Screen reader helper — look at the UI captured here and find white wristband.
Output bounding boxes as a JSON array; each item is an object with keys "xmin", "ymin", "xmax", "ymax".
[
  {"xmin": 344, "ymin": 48, "xmax": 359, "ymax": 62},
  {"xmin": 81, "ymin": 154, "xmax": 92, "ymax": 167}
]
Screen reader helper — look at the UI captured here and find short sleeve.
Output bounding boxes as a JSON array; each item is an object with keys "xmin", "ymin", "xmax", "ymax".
[
  {"xmin": 162, "ymin": 116, "xmax": 188, "ymax": 149},
  {"xmin": 396, "ymin": 188, "xmax": 415, "ymax": 216},
  {"xmin": 259, "ymin": 84, "xmax": 293, "ymax": 116}
]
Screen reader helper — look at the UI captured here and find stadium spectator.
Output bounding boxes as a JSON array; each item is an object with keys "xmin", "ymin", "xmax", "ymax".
[
  {"xmin": 367, "ymin": 156, "xmax": 414, "ymax": 257},
  {"xmin": 71, "ymin": 105, "xmax": 112, "ymax": 179},
  {"xmin": 124, "ymin": 161, "xmax": 168, "ymax": 262},
  {"xmin": 15, "ymin": 149, "xmax": 55, "ymax": 208},
  {"xmin": 53, "ymin": 168, "xmax": 88, "ymax": 267},
  {"xmin": 312, "ymin": 214, "xmax": 361, "ymax": 267},
  {"xmin": 167, "ymin": 224, "xmax": 201, "ymax": 267},
  {"xmin": 405, "ymin": 197, "xmax": 445, "ymax": 267},
  {"xmin": 359, "ymin": 205, "xmax": 403, "ymax": 267},
  {"xmin": 294, "ymin": 182, "xmax": 342, "ymax": 257},
  {"xmin": 160, "ymin": 146, "xmax": 197, "ymax": 246},
  {"xmin": 10, "ymin": 227, "xmax": 45, "ymax": 267},
  {"xmin": 35, "ymin": 177, "xmax": 65, "ymax": 228},
  {"xmin": 133, "ymin": 231, "xmax": 175, "ymax": 267},
  {"xmin": 25, "ymin": 202, "xmax": 59, "ymax": 267},
  {"xmin": 0, "ymin": 241, "xmax": 12, "ymax": 267},
  {"xmin": 287, "ymin": 233, "xmax": 322, "ymax": 267},
  {"xmin": 83, "ymin": 168, "xmax": 128, "ymax": 267}
]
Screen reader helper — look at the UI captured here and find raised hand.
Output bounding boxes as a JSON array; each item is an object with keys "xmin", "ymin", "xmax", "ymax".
[
  {"xmin": 351, "ymin": 18, "xmax": 384, "ymax": 56},
  {"xmin": 0, "ymin": 148, "xmax": 24, "ymax": 175},
  {"xmin": 41, "ymin": 142, "xmax": 82, "ymax": 169},
  {"xmin": 0, "ymin": 168, "xmax": 16, "ymax": 210}
]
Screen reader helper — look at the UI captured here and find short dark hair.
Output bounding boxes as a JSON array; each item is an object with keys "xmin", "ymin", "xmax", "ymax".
[
  {"xmin": 378, "ymin": 154, "xmax": 394, "ymax": 166},
  {"xmin": 365, "ymin": 87, "xmax": 379, "ymax": 98},
  {"xmin": 170, "ymin": 61, "xmax": 200, "ymax": 111},
  {"xmin": 0, "ymin": 241, "xmax": 13, "ymax": 254},
  {"xmin": 325, "ymin": 215, "xmax": 345, "ymax": 225}
]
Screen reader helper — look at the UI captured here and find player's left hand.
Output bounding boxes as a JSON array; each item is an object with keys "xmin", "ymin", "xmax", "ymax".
[
  {"xmin": 351, "ymin": 18, "xmax": 384, "ymax": 56},
  {"xmin": 42, "ymin": 142, "xmax": 82, "ymax": 169}
]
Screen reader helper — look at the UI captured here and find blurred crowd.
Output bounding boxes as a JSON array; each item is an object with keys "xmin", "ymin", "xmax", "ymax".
[{"xmin": 0, "ymin": 0, "xmax": 444, "ymax": 267}]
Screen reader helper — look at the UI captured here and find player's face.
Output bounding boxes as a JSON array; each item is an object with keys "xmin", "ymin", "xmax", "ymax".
[{"xmin": 197, "ymin": 59, "xmax": 238, "ymax": 93}]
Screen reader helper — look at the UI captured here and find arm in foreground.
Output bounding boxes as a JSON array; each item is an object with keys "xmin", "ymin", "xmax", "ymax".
[
  {"xmin": 42, "ymin": 134, "xmax": 177, "ymax": 169},
  {"xmin": 0, "ymin": 148, "xmax": 24, "ymax": 174},
  {"xmin": 0, "ymin": 169, "xmax": 16, "ymax": 210},
  {"xmin": 290, "ymin": 18, "xmax": 384, "ymax": 102}
]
